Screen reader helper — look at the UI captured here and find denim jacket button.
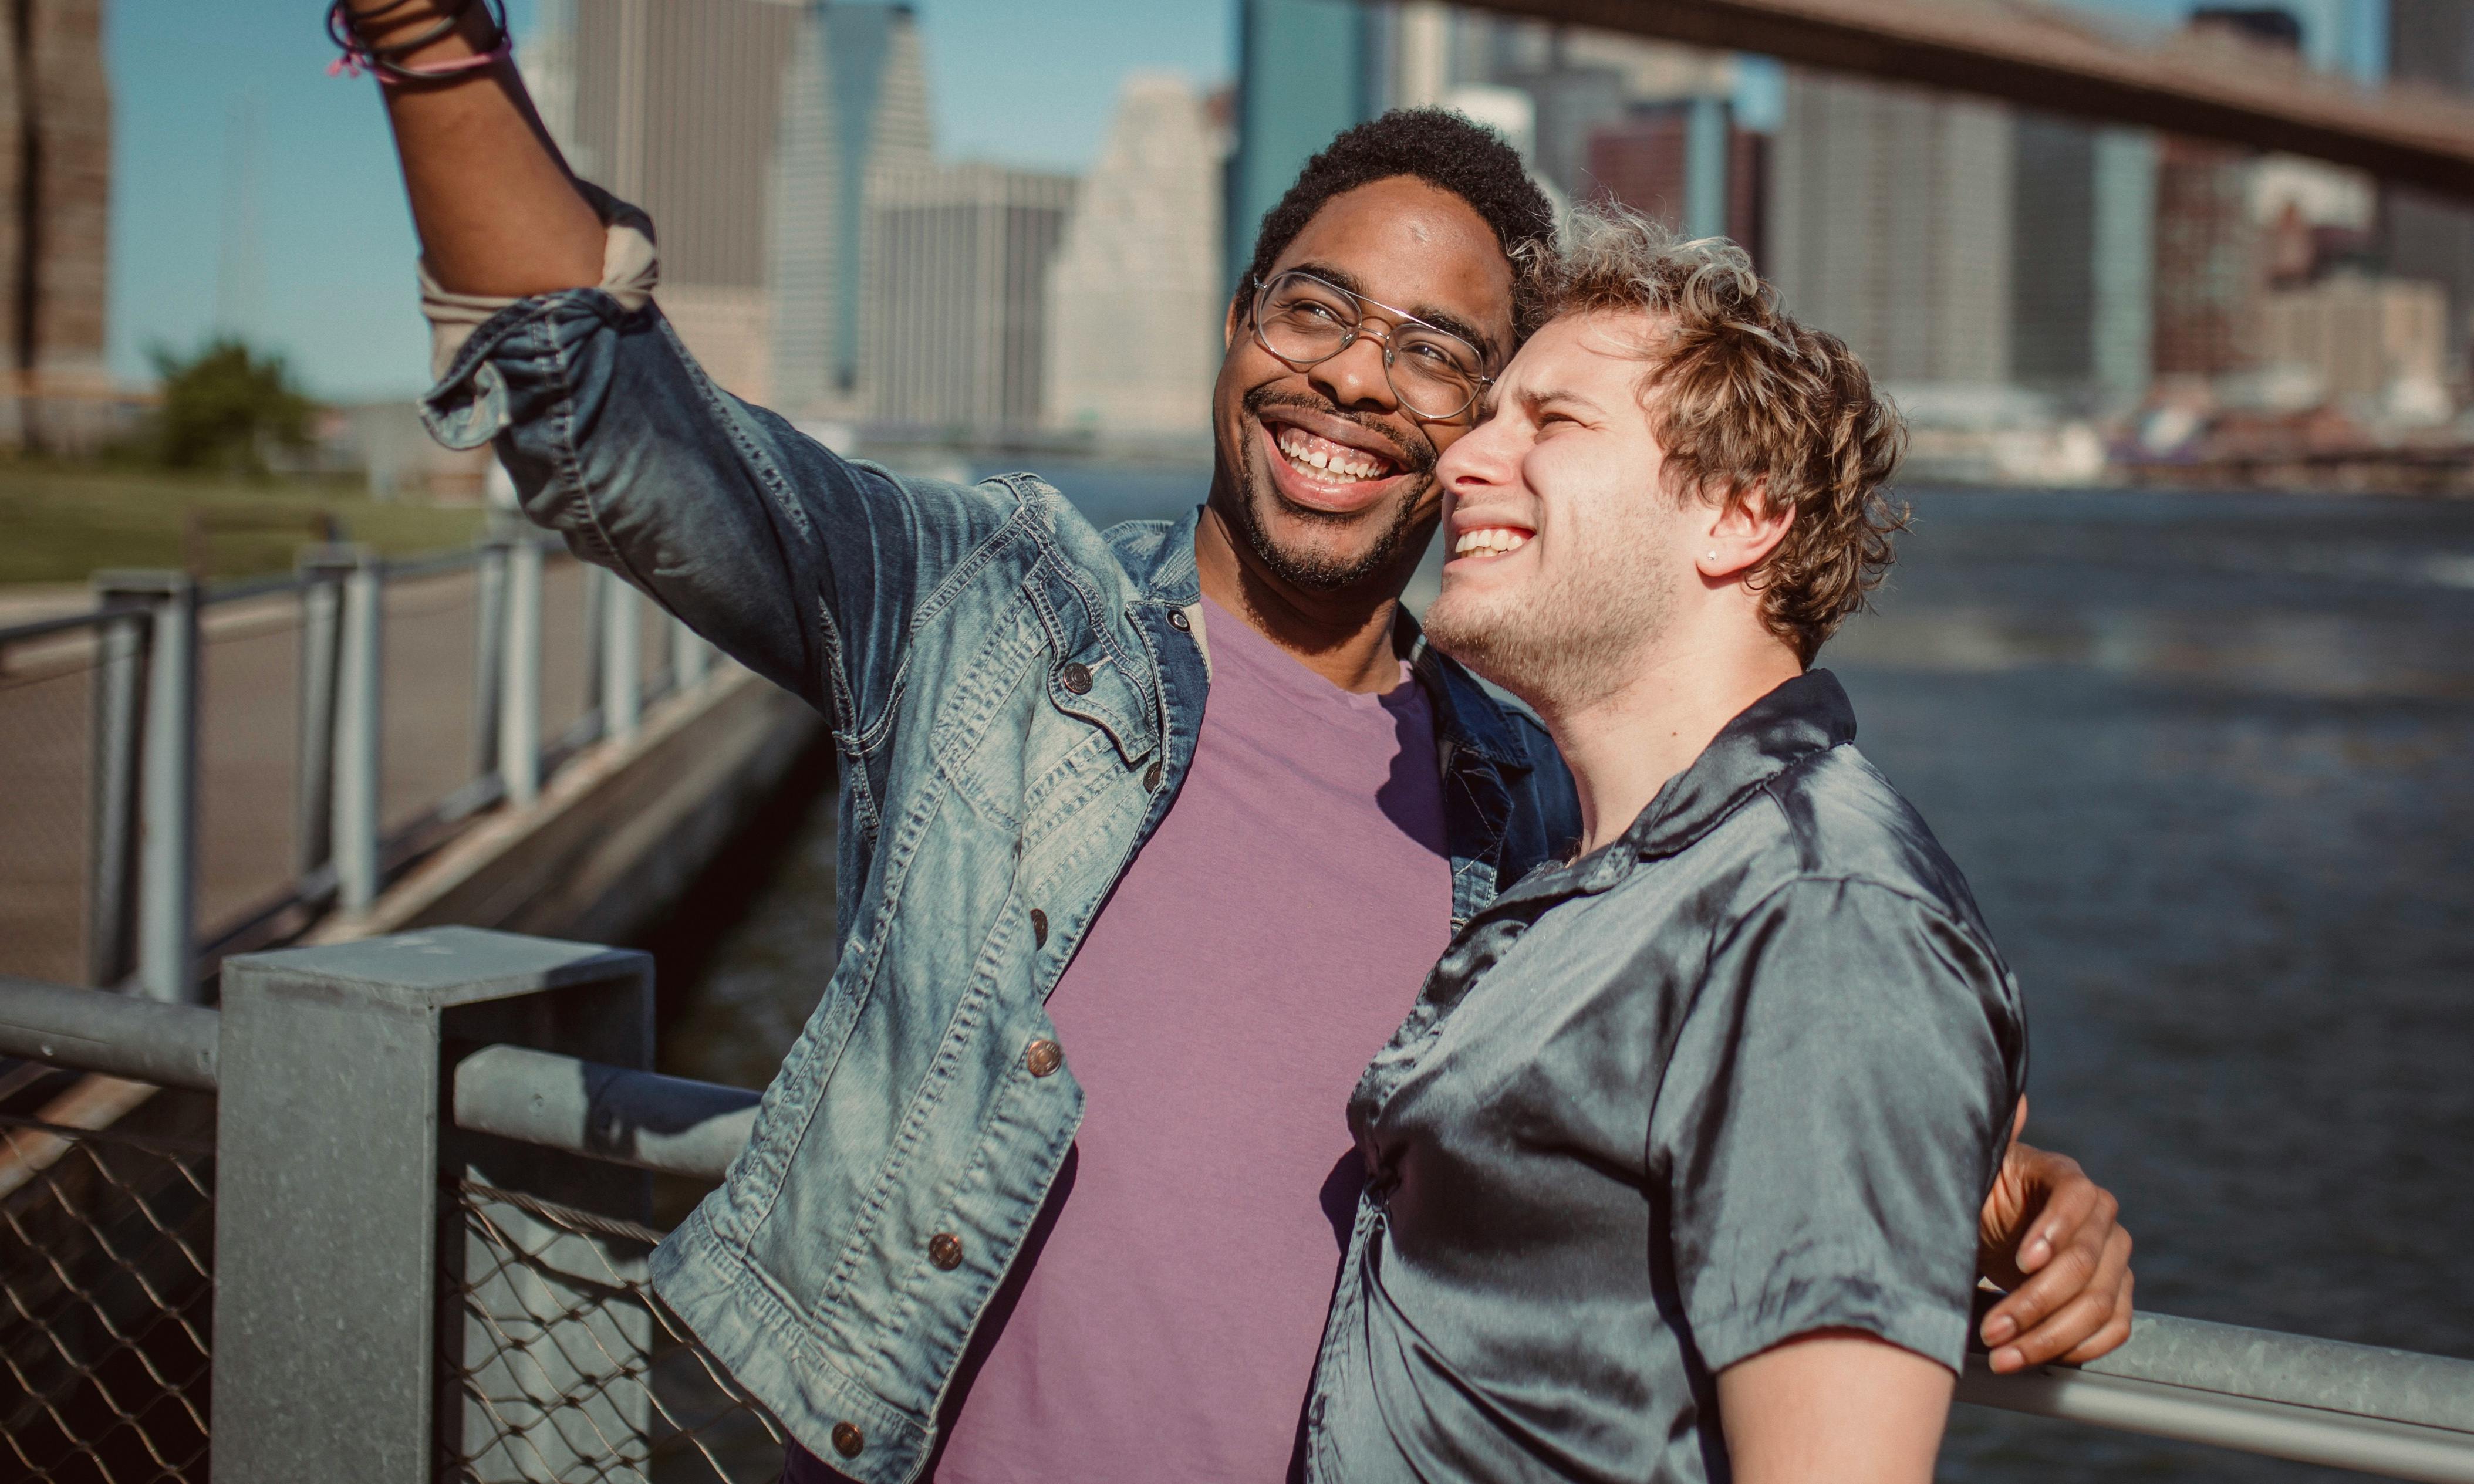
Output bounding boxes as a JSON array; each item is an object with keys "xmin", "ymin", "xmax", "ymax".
[
  {"xmin": 1030, "ymin": 909, "xmax": 1048, "ymax": 948},
  {"xmin": 832, "ymin": 1422, "xmax": 864, "ymax": 1458},
  {"xmin": 928, "ymin": 1232, "xmax": 964, "ymax": 1270},
  {"xmin": 1059, "ymin": 661, "xmax": 1093, "ymax": 694},
  {"xmin": 1167, "ymin": 608, "xmax": 1191, "ymax": 632},
  {"xmin": 1143, "ymin": 760, "xmax": 1163, "ymax": 790},
  {"xmin": 1025, "ymin": 1039, "xmax": 1064, "ymax": 1077}
]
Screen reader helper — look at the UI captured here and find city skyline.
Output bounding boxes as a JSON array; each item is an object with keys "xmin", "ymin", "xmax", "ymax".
[{"xmin": 109, "ymin": 0, "xmax": 2412, "ymax": 406}]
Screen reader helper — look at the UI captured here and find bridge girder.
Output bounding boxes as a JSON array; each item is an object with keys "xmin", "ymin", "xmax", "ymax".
[{"xmin": 1466, "ymin": 0, "xmax": 2474, "ymax": 199}]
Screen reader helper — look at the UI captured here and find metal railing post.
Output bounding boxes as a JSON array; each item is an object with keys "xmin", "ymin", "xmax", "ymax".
[
  {"xmin": 295, "ymin": 550, "xmax": 349, "ymax": 883},
  {"xmin": 95, "ymin": 572, "xmax": 197, "ymax": 1003},
  {"xmin": 472, "ymin": 539, "xmax": 509, "ymax": 783},
  {"xmin": 332, "ymin": 547, "xmax": 383, "ymax": 913},
  {"xmin": 84, "ymin": 587, "xmax": 148, "ymax": 988},
  {"xmin": 671, "ymin": 611, "xmax": 711, "ymax": 690},
  {"xmin": 602, "ymin": 570, "xmax": 642, "ymax": 743},
  {"xmin": 211, "ymin": 928, "xmax": 654, "ymax": 1480},
  {"xmin": 580, "ymin": 563, "xmax": 606, "ymax": 726},
  {"xmin": 499, "ymin": 539, "xmax": 542, "ymax": 807}
]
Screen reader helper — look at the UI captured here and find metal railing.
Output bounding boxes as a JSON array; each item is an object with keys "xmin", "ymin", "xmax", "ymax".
[
  {"xmin": 4, "ymin": 930, "xmax": 2473, "ymax": 1481},
  {"xmin": 0, "ymin": 539, "xmax": 718, "ymax": 998}
]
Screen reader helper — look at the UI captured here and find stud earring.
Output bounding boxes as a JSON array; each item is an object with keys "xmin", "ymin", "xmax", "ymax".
[{"xmin": 1706, "ymin": 550, "xmax": 1718, "ymax": 561}]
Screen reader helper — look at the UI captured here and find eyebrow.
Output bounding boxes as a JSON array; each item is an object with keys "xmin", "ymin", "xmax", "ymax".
[
  {"xmin": 1284, "ymin": 260, "xmax": 1504, "ymax": 366},
  {"xmin": 1519, "ymin": 386, "xmax": 1607, "ymax": 419}
]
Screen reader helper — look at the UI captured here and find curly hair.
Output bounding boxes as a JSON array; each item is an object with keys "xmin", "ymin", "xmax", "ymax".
[
  {"xmin": 1238, "ymin": 109, "xmax": 1558, "ymax": 346},
  {"xmin": 1548, "ymin": 205, "xmax": 1908, "ymax": 664}
]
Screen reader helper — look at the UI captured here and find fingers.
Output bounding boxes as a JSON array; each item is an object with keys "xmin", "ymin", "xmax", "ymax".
[
  {"xmin": 1984, "ymin": 1225, "xmax": 2135, "ymax": 1374},
  {"xmin": 2009, "ymin": 1154, "xmax": 2101, "ymax": 1277},
  {"xmin": 2059, "ymin": 1265, "xmax": 2136, "ymax": 1366},
  {"xmin": 2010, "ymin": 1095, "xmax": 2030, "ymax": 1147}
]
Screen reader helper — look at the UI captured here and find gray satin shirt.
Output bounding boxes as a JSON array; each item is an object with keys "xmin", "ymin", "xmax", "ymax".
[{"xmin": 1302, "ymin": 671, "xmax": 2026, "ymax": 1483}]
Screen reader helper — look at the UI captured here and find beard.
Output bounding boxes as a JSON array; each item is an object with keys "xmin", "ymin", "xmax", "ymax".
[
  {"xmin": 1230, "ymin": 386, "xmax": 1435, "ymax": 594},
  {"xmin": 1423, "ymin": 527, "xmax": 1681, "ymax": 719}
]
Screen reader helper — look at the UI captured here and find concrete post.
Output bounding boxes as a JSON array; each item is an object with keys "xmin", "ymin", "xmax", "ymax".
[
  {"xmin": 499, "ymin": 540, "xmax": 542, "ymax": 807},
  {"xmin": 333, "ymin": 548, "xmax": 383, "ymax": 912},
  {"xmin": 294, "ymin": 553, "xmax": 348, "ymax": 882},
  {"xmin": 95, "ymin": 573, "xmax": 197, "ymax": 1003},
  {"xmin": 1683, "ymin": 93, "xmax": 1730, "ymax": 242},
  {"xmin": 212, "ymin": 927, "xmax": 654, "ymax": 1482},
  {"xmin": 602, "ymin": 572, "xmax": 642, "ymax": 743},
  {"xmin": 83, "ymin": 593, "xmax": 147, "ymax": 988}
]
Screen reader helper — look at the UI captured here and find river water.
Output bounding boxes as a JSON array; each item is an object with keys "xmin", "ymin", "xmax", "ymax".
[{"xmin": 660, "ymin": 467, "xmax": 2474, "ymax": 1483}]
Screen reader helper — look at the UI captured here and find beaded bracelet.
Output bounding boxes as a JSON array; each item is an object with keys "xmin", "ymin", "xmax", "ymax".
[{"xmin": 326, "ymin": 0, "xmax": 512, "ymax": 86}]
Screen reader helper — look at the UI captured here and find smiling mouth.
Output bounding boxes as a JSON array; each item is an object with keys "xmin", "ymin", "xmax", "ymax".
[
  {"xmin": 1270, "ymin": 424, "xmax": 1400, "ymax": 487},
  {"xmin": 1451, "ymin": 526, "xmax": 1532, "ymax": 559}
]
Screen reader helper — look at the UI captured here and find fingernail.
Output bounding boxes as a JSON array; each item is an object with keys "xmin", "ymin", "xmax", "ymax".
[
  {"xmin": 1982, "ymin": 1314, "xmax": 2017, "ymax": 1346},
  {"xmin": 1993, "ymin": 1346, "xmax": 2025, "ymax": 1373},
  {"xmin": 2024, "ymin": 1238, "xmax": 2052, "ymax": 1267}
]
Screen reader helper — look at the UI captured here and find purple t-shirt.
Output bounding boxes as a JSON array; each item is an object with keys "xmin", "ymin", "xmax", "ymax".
[{"xmin": 793, "ymin": 596, "xmax": 1451, "ymax": 1483}]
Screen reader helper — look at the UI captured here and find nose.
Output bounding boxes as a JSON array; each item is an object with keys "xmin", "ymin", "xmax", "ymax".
[
  {"xmin": 1306, "ymin": 328, "xmax": 1399, "ymax": 413},
  {"xmin": 1436, "ymin": 406, "xmax": 1516, "ymax": 501}
]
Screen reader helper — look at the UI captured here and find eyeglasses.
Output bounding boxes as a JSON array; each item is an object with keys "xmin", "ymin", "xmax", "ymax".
[{"xmin": 1250, "ymin": 270, "xmax": 1493, "ymax": 422}]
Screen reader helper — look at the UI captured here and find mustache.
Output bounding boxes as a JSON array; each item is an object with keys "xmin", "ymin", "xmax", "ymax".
[{"xmin": 1243, "ymin": 386, "xmax": 1436, "ymax": 476}]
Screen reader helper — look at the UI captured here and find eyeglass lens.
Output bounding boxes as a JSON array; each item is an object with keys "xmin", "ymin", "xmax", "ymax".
[{"xmin": 1255, "ymin": 272, "xmax": 1483, "ymax": 419}]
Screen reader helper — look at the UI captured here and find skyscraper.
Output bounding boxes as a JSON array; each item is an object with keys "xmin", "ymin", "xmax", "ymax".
[
  {"xmin": 1766, "ymin": 70, "xmax": 2013, "ymax": 387},
  {"xmin": 1227, "ymin": 0, "xmax": 1378, "ymax": 292},
  {"xmin": 2381, "ymin": 0, "xmax": 2474, "ymax": 378},
  {"xmin": 2010, "ymin": 116, "xmax": 2155, "ymax": 404},
  {"xmin": 1584, "ymin": 104, "xmax": 1767, "ymax": 263},
  {"xmin": 769, "ymin": 2, "xmax": 933, "ymax": 418},
  {"xmin": 565, "ymin": 0, "xmax": 804, "ymax": 400},
  {"xmin": 1047, "ymin": 74, "xmax": 1226, "ymax": 440},
  {"xmin": 1, "ymin": 0, "xmax": 110, "ymax": 449},
  {"xmin": 863, "ymin": 164, "xmax": 1076, "ymax": 436}
]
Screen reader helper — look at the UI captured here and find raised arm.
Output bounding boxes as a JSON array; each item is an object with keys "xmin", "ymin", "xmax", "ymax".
[
  {"xmin": 340, "ymin": 0, "xmax": 602, "ymax": 292},
  {"xmin": 338, "ymin": 2, "xmax": 1020, "ymax": 733}
]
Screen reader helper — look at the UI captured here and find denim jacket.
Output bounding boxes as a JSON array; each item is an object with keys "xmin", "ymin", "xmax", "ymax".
[{"xmin": 423, "ymin": 286, "xmax": 1581, "ymax": 1483}]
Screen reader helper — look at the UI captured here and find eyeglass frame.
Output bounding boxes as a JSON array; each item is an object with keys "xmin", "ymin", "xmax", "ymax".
[{"xmin": 1248, "ymin": 270, "xmax": 1496, "ymax": 423}]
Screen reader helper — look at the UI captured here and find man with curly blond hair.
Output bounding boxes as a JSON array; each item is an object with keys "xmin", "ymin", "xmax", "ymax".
[{"xmin": 1303, "ymin": 208, "xmax": 2026, "ymax": 1483}]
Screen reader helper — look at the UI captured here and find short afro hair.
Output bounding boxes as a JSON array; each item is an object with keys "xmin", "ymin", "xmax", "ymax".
[{"xmin": 1237, "ymin": 108, "xmax": 1557, "ymax": 350}]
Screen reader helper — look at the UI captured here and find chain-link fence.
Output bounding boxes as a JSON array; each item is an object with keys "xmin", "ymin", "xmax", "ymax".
[
  {"xmin": 0, "ymin": 1101, "xmax": 215, "ymax": 1484},
  {"xmin": 0, "ymin": 1088, "xmax": 784, "ymax": 1484},
  {"xmin": 443, "ymin": 1181, "xmax": 784, "ymax": 1484}
]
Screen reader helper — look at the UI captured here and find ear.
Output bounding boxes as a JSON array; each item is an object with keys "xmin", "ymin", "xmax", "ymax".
[
  {"xmin": 1695, "ymin": 482, "xmax": 1794, "ymax": 583},
  {"xmin": 1224, "ymin": 293, "xmax": 1244, "ymax": 351}
]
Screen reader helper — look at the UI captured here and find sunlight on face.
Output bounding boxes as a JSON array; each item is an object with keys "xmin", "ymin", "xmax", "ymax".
[
  {"xmin": 1210, "ymin": 177, "xmax": 1515, "ymax": 596},
  {"xmin": 1422, "ymin": 311, "xmax": 1702, "ymax": 715}
]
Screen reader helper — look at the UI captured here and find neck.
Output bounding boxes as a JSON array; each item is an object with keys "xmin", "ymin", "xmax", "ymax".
[
  {"xmin": 1193, "ymin": 499, "xmax": 1423, "ymax": 694},
  {"xmin": 1539, "ymin": 615, "xmax": 1805, "ymax": 855}
]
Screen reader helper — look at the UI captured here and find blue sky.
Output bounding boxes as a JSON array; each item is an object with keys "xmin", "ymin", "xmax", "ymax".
[{"xmin": 111, "ymin": 0, "xmax": 2382, "ymax": 403}]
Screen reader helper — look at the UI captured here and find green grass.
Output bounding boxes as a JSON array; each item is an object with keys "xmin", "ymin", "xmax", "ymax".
[{"xmin": 0, "ymin": 461, "xmax": 491, "ymax": 587}]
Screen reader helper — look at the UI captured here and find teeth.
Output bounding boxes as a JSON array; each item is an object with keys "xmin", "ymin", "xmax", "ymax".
[
  {"xmin": 1275, "ymin": 426, "xmax": 1387, "ymax": 483},
  {"xmin": 1453, "ymin": 526, "xmax": 1531, "ymax": 558}
]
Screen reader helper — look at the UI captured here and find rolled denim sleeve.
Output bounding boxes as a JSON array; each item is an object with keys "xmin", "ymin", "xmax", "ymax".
[
  {"xmin": 420, "ymin": 289, "xmax": 1017, "ymax": 735},
  {"xmin": 1651, "ymin": 875, "xmax": 2025, "ymax": 1376}
]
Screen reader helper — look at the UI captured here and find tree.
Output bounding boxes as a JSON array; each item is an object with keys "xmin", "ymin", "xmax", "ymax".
[{"xmin": 148, "ymin": 337, "xmax": 315, "ymax": 474}]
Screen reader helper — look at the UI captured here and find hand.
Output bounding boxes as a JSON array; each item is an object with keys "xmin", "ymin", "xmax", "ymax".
[{"xmin": 1974, "ymin": 1098, "xmax": 2134, "ymax": 1374}]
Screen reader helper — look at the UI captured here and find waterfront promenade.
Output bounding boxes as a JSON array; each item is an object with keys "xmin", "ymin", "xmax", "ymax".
[{"xmin": 0, "ymin": 555, "xmax": 642, "ymax": 988}]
